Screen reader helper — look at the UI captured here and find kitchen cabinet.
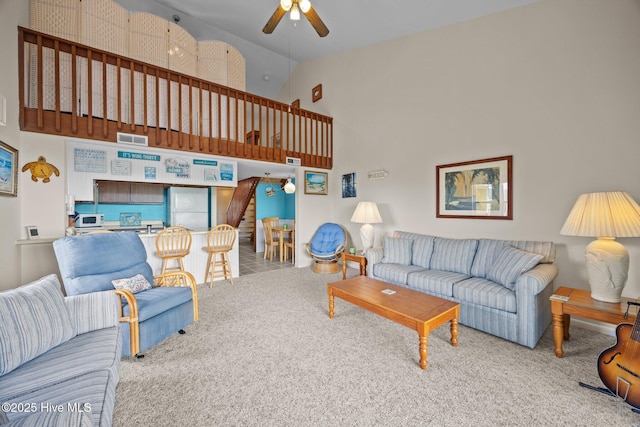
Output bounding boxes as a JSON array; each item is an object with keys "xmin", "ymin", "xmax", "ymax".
[
  {"xmin": 131, "ymin": 182, "xmax": 164, "ymax": 203},
  {"xmin": 97, "ymin": 181, "xmax": 164, "ymax": 204}
]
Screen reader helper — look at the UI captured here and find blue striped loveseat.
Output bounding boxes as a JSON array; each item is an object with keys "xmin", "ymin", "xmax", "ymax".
[
  {"xmin": 0, "ymin": 274, "xmax": 120, "ymax": 426},
  {"xmin": 365, "ymin": 232, "xmax": 558, "ymax": 348}
]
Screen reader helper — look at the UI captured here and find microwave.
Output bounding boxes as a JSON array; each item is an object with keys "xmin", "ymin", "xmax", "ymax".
[{"xmin": 75, "ymin": 214, "xmax": 104, "ymax": 228}]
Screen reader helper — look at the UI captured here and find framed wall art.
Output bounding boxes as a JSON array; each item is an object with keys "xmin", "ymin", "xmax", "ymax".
[
  {"xmin": 342, "ymin": 172, "xmax": 356, "ymax": 198},
  {"xmin": 436, "ymin": 155, "xmax": 513, "ymax": 219},
  {"xmin": 304, "ymin": 170, "xmax": 328, "ymax": 195},
  {"xmin": 0, "ymin": 140, "xmax": 18, "ymax": 197}
]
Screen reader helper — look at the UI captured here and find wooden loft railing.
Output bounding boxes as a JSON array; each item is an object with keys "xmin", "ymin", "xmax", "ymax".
[{"xmin": 17, "ymin": 27, "xmax": 333, "ymax": 169}]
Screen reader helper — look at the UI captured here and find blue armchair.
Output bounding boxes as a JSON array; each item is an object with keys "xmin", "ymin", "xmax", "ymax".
[
  {"xmin": 306, "ymin": 222, "xmax": 347, "ymax": 273},
  {"xmin": 53, "ymin": 232, "xmax": 199, "ymax": 357}
]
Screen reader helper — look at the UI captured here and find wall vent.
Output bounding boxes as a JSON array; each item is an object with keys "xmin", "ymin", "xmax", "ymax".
[
  {"xmin": 117, "ymin": 132, "xmax": 148, "ymax": 147},
  {"xmin": 285, "ymin": 156, "xmax": 301, "ymax": 166}
]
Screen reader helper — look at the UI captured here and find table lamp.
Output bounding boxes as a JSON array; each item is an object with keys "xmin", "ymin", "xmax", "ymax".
[
  {"xmin": 560, "ymin": 191, "xmax": 640, "ymax": 302},
  {"xmin": 350, "ymin": 201, "xmax": 383, "ymax": 251}
]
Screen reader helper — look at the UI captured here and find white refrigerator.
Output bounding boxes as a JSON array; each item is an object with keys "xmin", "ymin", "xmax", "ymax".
[{"xmin": 167, "ymin": 187, "xmax": 209, "ymax": 230}]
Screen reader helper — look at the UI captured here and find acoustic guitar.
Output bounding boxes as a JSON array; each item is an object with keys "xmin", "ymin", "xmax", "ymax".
[{"xmin": 597, "ymin": 303, "xmax": 640, "ymax": 410}]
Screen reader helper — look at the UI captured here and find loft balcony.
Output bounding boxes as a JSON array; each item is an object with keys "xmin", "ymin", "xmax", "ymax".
[{"xmin": 18, "ymin": 27, "xmax": 333, "ymax": 169}]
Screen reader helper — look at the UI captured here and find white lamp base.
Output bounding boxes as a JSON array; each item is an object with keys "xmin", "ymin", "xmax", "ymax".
[
  {"xmin": 359, "ymin": 223, "xmax": 375, "ymax": 251},
  {"xmin": 585, "ymin": 238, "xmax": 630, "ymax": 303}
]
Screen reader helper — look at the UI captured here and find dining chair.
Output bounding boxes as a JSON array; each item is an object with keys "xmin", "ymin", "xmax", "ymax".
[
  {"xmin": 155, "ymin": 226, "xmax": 192, "ymax": 275},
  {"xmin": 284, "ymin": 220, "xmax": 295, "ymax": 264},
  {"xmin": 262, "ymin": 217, "xmax": 279, "ymax": 261},
  {"xmin": 203, "ymin": 224, "xmax": 236, "ymax": 287}
]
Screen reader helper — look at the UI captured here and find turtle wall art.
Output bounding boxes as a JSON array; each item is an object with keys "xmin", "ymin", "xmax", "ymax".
[{"xmin": 22, "ymin": 156, "xmax": 60, "ymax": 183}]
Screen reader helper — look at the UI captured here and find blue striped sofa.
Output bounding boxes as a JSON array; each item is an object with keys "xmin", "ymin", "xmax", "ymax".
[
  {"xmin": 0, "ymin": 274, "xmax": 120, "ymax": 427},
  {"xmin": 365, "ymin": 232, "xmax": 558, "ymax": 348}
]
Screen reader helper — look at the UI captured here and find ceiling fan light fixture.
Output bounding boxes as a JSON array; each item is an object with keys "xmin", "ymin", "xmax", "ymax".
[
  {"xmin": 280, "ymin": 0, "xmax": 293, "ymax": 11},
  {"xmin": 289, "ymin": 3, "xmax": 301, "ymax": 20},
  {"xmin": 299, "ymin": 0, "xmax": 311, "ymax": 13}
]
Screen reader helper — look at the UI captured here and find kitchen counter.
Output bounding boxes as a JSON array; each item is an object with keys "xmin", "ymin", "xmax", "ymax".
[
  {"xmin": 20, "ymin": 226, "xmax": 239, "ymax": 285},
  {"xmin": 137, "ymin": 228, "xmax": 239, "ymax": 284}
]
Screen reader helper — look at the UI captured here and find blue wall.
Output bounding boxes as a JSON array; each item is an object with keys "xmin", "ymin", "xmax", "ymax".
[
  {"xmin": 256, "ymin": 179, "xmax": 295, "ymax": 220},
  {"xmin": 75, "ymin": 202, "xmax": 167, "ymax": 222}
]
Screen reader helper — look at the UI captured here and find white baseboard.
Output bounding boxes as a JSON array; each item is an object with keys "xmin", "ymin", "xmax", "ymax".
[{"xmin": 571, "ymin": 318, "xmax": 616, "ymax": 337}]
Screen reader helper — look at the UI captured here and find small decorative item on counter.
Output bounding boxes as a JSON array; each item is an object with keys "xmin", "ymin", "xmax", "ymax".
[{"xmin": 349, "ymin": 247, "xmax": 356, "ymax": 255}]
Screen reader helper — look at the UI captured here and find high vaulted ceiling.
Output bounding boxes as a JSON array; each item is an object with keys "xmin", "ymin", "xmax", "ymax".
[
  {"xmin": 114, "ymin": 0, "xmax": 540, "ymax": 179},
  {"xmin": 117, "ymin": 0, "xmax": 540, "ymax": 100}
]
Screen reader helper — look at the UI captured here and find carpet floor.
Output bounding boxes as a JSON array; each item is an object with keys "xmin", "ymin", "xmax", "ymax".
[{"xmin": 113, "ymin": 268, "xmax": 640, "ymax": 426}]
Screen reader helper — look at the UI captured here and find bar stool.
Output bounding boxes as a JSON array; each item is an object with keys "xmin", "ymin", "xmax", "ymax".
[
  {"xmin": 203, "ymin": 224, "xmax": 236, "ymax": 287},
  {"xmin": 155, "ymin": 226, "xmax": 192, "ymax": 274}
]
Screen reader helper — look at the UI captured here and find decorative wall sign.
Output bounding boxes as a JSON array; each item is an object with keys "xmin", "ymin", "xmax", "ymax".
[
  {"xmin": 436, "ymin": 155, "xmax": 513, "ymax": 219},
  {"xmin": 111, "ymin": 159, "xmax": 131, "ymax": 176},
  {"xmin": 74, "ymin": 148, "xmax": 106, "ymax": 173},
  {"xmin": 368, "ymin": 169, "xmax": 389, "ymax": 180},
  {"xmin": 312, "ymin": 84, "xmax": 322, "ymax": 102},
  {"xmin": 0, "ymin": 140, "xmax": 18, "ymax": 196},
  {"xmin": 342, "ymin": 172, "xmax": 356, "ymax": 198},
  {"xmin": 165, "ymin": 157, "xmax": 191, "ymax": 178},
  {"xmin": 22, "ymin": 156, "xmax": 60, "ymax": 183}
]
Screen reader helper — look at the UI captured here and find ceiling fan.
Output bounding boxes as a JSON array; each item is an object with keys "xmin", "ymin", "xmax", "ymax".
[{"xmin": 263, "ymin": 0, "xmax": 329, "ymax": 38}]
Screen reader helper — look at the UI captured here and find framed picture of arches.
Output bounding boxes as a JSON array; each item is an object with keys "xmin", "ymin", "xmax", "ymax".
[{"xmin": 436, "ymin": 155, "xmax": 512, "ymax": 219}]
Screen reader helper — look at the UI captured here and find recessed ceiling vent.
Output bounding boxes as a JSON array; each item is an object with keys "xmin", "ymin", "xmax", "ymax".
[{"xmin": 117, "ymin": 132, "xmax": 148, "ymax": 147}]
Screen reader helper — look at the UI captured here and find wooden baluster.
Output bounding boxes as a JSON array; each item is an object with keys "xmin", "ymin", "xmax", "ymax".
[
  {"xmin": 71, "ymin": 45, "xmax": 77, "ymax": 135},
  {"xmin": 198, "ymin": 80, "xmax": 203, "ymax": 151},
  {"xmin": 36, "ymin": 35, "xmax": 43, "ymax": 129},
  {"xmin": 116, "ymin": 57, "xmax": 122, "ymax": 130},
  {"xmin": 54, "ymin": 40, "xmax": 61, "ymax": 132},
  {"xmin": 129, "ymin": 59, "xmax": 134, "ymax": 132},
  {"xmin": 155, "ymin": 68, "xmax": 161, "ymax": 145},
  {"xmin": 87, "ymin": 49, "xmax": 93, "ymax": 136},
  {"xmin": 143, "ymin": 65, "xmax": 148, "ymax": 134},
  {"xmin": 18, "ymin": 29, "xmax": 25, "ymax": 130},
  {"xmin": 178, "ymin": 75, "xmax": 183, "ymax": 148},
  {"xmin": 166, "ymin": 71, "xmax": 172, "ymax": 147},
  {"xmin": 102, "ymin": 53, "xmax": 108, "ymax": 138}
]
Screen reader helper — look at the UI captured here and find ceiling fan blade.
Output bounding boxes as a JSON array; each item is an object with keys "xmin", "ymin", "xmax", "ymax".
[
  {"xmin": 303, "ymin": 5, "xmax": 329, "ymax": 37},
  {"xmin": 263, "ymin": 5, "xmax": 287, "ymax": 34}
]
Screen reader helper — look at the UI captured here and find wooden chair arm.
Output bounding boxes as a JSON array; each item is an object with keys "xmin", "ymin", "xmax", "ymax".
[
  {"xmin": 153, "ymin": 271, "xmax": 199, "ymax": 322},
  {"xmin": 113, "ymin": 288, "xmax": 140, "ymax": 355}
]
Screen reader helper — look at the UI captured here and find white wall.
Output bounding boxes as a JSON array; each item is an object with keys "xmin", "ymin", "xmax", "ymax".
[
  {"xmin": 283, "ymin": 0, "xmax": 640, "ymax": 301},
  {"xmin": 0, "ymin": 0, "xmax": 30, "ymax": 290}
]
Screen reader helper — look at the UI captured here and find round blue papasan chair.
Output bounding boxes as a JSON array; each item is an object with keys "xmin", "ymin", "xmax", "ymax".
[{"xmin": 305, "ymin": 222, "xmax": 347, "ymax": 273}]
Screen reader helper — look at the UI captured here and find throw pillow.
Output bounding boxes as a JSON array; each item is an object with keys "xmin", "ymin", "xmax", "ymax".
[
  {"xmin": 487, "ymin": 246, "xmax": 544, "ymax": 291},
  {"xmin": 0, "ymin": 274, "xmax": 76, "ymax": 376},
  {"xmin": 112, "ymin": 274, "xmax": 152, "ymax": 293},
  {"xmin": 381, "ymin": 237, "xmax": 413, "ymax": 265}
]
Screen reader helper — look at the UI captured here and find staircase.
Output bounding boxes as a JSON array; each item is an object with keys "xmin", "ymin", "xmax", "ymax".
[
  {"xmin": 238, "ymin": 196, "xmax": 256, "ymax": 241},
  {"xmin": 226, "ymin": 177, "xmax": 261, "ymax": 230}
]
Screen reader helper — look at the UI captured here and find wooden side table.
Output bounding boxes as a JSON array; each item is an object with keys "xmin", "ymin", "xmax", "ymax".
[
  {"xmin": 550, "ymin": 286, "xmax": 638, "ymax": 358},
  {"xmin": 342, "ymin": 252, "xmax": 367, "ymax": 280}
]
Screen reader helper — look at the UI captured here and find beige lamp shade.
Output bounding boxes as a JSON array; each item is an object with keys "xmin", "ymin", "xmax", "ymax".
[
  {"xmin": 560, "ymin": 191, "xmax": 640, "ymax": 238},
  {"xmin": 351, "ymin": 202, "xmax": 383, "ymax": 224},
  {"xmin": 351, "ymin": 202, "xmax": 383, "ymax": 251},
  {"xmin": 560, "ymin": 191, "xmax": 640, "ymax": 303}
]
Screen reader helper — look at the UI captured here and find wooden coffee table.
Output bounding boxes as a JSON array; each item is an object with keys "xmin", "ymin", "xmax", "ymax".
[{"xmin": 327, "ymin": 276, "xmax": 460, "ymax": 370}]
